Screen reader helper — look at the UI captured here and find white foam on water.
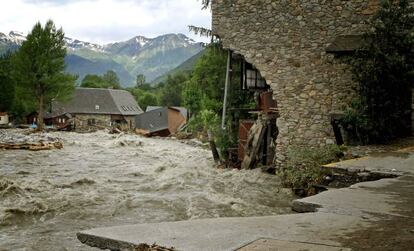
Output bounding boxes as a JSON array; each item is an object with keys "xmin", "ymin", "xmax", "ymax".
[{"xmin": 0, "ymin": 130, "xmax": 295, "ymax": 250}]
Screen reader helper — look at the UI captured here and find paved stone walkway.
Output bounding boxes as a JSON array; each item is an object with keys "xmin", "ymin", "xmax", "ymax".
[{"xmin": 77, "ymin": 148, "xmax": 414, "ymax": 251}]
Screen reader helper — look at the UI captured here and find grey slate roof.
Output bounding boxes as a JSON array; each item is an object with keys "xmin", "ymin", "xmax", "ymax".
[
  {"xmin": 135, "ymin": 107, "xmax": 169, "ymax": 133},
  {"xmin": 146, "ymin": 106, "xmax": 188, "ymax": 119},
  {"xmin": 53, "ymin": 88, "xmax": 143, "ymax": 116}
]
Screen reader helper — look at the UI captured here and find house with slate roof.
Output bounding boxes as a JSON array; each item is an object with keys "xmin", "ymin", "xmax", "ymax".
[
  {"xmin": 52, "ymin": 87, "xmax": 143, "ymax": 131},
  {"xmin": 135, "ymin": 106, "xmax": 187, "ymax": 137}
]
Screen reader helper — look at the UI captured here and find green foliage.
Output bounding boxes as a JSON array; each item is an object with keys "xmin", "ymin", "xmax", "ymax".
[
  {"xmin": 81, "ymin": 70, "xmax": 121, "ymax": 89},
  {"xmin": 0, "ymin": 52, "xmax": 15, "ymax": 112},
  {"xmin": 182, "ymin": 79, "xmax": 203, "ymax": 115},
  {"xmin": 181, "ymin": 44, "xmax": 255, "ymax": 156},
  {"xmin": 81, "ymin": 74, "xmax": 105, "ymax": 88},
  {"xmin": 343, "ymin": 0, "xmax": 414, "ymax": 143},
  {"xmin": 0, "ymin": 52, "xmax": 36, "ymax": 119},
  {"xmin": 187, "ymin": 45, "xmax": 227, "ymax": 114},
  {"xmin": 102, "ymin": 70, "xmax": 120, "ymax": 88},
  {"xmin": 129, "ymin": 87, "xmax": 158, "ymax": 111},
  {"xmin": 159, "ymin": 73, "xmax": 187, "ymax": 106},
  {"xmin": 188, "ymin": 109, "xmax": 220, "ymax": 132},
  {"xmin": 11, "ymin": 20, "xmax": 76, "ymax": 129},
  {"xmin": 340, "ymin": 98, "xmax": 372, "ymax": 144},
  {"xmin": 278, "ymin": 145, "xmax": 344, "ymax": 195},
  {"xmin": 136, "ymin": 74, "xmax": 146, "ymax": 87}
]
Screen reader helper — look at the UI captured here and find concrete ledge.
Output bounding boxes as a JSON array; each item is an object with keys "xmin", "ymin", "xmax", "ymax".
[
  {"xmin": 293, "ymin": 176, "xmax": 414, "ymax": 218},
  {"xmin": 77, "ymin": 213, "xmax": 362, "ymax": 251},
  {"xmin": 323, "ymin": 150, "xmax": 414, "ymax": 176}
]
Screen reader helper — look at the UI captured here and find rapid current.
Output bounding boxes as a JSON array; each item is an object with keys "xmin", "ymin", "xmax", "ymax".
[{"xmin": 0, "ymin": 131, "xmax": 295, "ymax": 250}]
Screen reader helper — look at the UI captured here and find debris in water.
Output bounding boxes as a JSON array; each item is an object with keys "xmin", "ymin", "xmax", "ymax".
[{"xmin": 0, "ymin": 129, "xmax": 63, "ymax": 151}]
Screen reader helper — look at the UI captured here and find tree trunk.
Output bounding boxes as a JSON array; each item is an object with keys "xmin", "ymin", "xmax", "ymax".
[
  {"xmin": 208, "ymin": 129, "xmax": 221, "ymax": 164},
  {"xmin": 37, "ymin": 95, "xmax": 44, "ymax": 131}
]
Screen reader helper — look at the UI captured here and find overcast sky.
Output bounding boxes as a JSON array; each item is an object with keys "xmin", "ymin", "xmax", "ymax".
[{"xmin": 0, "ymin": 0, "xmax": 211, "ymax": 44}]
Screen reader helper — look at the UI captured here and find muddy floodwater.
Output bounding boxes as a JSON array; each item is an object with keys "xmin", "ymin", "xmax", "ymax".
[{"xmin": 0, "ymin": 131, "xmax": 295, "ymax": 250}]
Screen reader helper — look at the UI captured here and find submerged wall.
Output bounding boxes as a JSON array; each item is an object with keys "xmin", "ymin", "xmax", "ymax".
[{"xmin": 212, "ymin": 0, "xmax": 381, "ymax": 166}]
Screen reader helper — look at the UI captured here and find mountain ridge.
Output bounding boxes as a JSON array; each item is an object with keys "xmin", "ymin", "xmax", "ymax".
[{"xmin": 0, "ymin": 31, "xmax": 204, "ymax": 86}]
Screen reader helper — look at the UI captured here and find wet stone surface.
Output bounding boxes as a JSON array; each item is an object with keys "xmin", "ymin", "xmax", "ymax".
[{"xmin": 0, "ymin": 130, "xmax": 295, "ymax": 250}]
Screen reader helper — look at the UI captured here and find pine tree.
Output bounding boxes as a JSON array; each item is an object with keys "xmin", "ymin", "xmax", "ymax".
[{"xmin": 12, "ymin": 20, "xmax": 76, "ymax": 131}]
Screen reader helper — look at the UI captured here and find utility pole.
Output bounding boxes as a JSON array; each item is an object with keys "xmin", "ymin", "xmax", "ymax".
[{"xmin": 221, "ymin": 50, "xmax": 231, "ymax": 130}]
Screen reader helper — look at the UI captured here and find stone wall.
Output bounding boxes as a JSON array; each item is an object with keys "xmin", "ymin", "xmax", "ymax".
[
  {"xmin": 212, "ymin": 0, "xmax": 383, "ymax": 166},
  {"xmin": 74, "ymin": 114, "xmax": 111, "ymax": 131}
]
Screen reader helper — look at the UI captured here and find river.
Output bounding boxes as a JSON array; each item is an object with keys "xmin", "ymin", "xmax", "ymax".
[{"xmin": 0, "ymin": 131, "xmax": 295, "ymax": 250}]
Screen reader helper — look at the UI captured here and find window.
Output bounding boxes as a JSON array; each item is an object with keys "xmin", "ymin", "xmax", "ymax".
[
  {"xmin": 241, "ymin": 61, "xmax": 268, "ymax": 90},
  {"xmin": 95, "ymin": 105, "xmax": 100, "ymax": 110},
  {"xmin": 87, "ymin": 119, "xmax": 96, "ymax": 125},
  {"xmin": 62, "ymin": 118, "xmax": 65, "ymax": 123}
]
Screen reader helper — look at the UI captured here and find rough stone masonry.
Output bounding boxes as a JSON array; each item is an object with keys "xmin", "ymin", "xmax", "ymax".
[{"xmin": 212, "ymin": 0, "xmax": 383, "ymax": 166}]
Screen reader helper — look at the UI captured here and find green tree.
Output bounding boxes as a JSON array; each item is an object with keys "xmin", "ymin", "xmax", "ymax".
[
  {"xmin": 81, "ymin": 74, "xmax": 106, "ymax": 88},
  {"xmin": 182, "ymin": 79, "xmax": 203, "ymax": 115},
  {"xmin": 159, "ymin": 73, "xmax": 187, "ymax": 106},
  {"xmin": 12, "ymin": 20, "xmax": 76, "ymax": 130},
  {"xmin": 0, "ymin": 52, "xmax": 15, "ymax": 112},
  {"xmin": 103, "ymin": 70, "xmax": 121, "ymax": 89},
  {"xmin": 136, "ymin": 74, "xmax": 146, "ymax": 87},
  {"xmin": 183, "ymin": 45, "xmax": 227, "ymax": 114},
  {"xmin": 81, "ymin": 71, "xmax": 121, "ymax": 89},
  {"xmin": 344, "ymin": 0, "xmax": 414, "ymax": 143}
]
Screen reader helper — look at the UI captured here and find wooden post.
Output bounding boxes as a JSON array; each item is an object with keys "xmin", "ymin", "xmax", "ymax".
[{"xmin": 208, "ymin": 129, "xmax": 221, "ymax": 164}]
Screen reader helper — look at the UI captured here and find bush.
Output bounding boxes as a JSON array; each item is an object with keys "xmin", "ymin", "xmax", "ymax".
[
  {"xmin": 187, "ymin": 109, "xmax": 234, "ymax": 159},
  {"xmin": 339, "ymin": 98, "xmax": 372, "ymax": 145},
  {"xmin": 278, "ymin": 145, "xmax": 344, "ymax": 196}
]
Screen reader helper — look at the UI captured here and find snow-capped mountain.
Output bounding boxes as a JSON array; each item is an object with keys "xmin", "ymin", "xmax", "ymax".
[
  {"xmin": 0, "ymin": 31, "xmax": 204, "ymax": 86},
  {"xmin": 0, "ymin": 31, "xmax": 27, "ymax": 45},
  {"xmin": 64, "ymin": 37, "xmax": 105, "ymax": 52}
]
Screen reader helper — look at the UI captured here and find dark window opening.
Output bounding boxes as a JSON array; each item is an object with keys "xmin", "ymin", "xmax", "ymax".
[
  {"xmin": 241, "ymin": 61, "xmax": 269, "ymax": 90},
  {"xmin": 87, "ymin": 119, "xmax": 96, "ymax": 126}
]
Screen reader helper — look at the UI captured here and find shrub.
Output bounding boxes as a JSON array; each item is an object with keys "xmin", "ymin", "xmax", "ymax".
[{"xmin": 278, "ymin": 145, "xmax": 344, "ymax": 196}]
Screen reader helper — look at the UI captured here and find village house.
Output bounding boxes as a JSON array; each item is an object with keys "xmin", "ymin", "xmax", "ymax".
[
  {"xmin": 146, "ymin": 106, "xmax": 188, "ymax": 120},
  {"xmin": 44, "ymin": 112, "xmax": 72, "ymax": 130},
  {"xmin": 135, "ymin": 106, "xmax": 188, "ymax": 136},
  {"xmin": 52, "ymin": 87, "xmax": 143, "ymax": 131},
  {"xmin": 212, "ymin": 0, "xmax": 414, "ymax": 167}
]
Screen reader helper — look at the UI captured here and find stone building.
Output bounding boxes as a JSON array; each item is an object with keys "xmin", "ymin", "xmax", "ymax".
[
  {"xmin": 53, "ymin": 88, "xmax": 143, "ymax": 131},
  {"xmin": 211, "ymin": 0, "xmax": 402, "ymax": 166}
]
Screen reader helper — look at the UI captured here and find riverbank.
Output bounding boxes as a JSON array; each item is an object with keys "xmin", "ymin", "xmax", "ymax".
[{"xmin": 77, "ymin": 145, "xmax": 414, "ymax": 250}]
